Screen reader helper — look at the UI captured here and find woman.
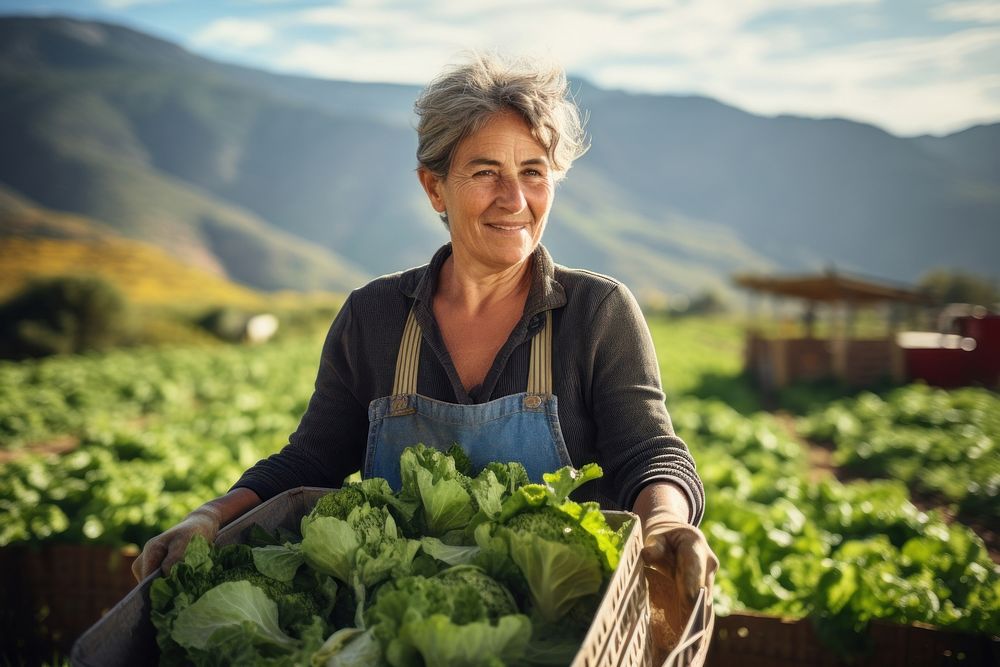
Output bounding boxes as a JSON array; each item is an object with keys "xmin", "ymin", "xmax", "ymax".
[{"xmin": 134, "ymin": 53, "xmax": 717, "ymax": 651}]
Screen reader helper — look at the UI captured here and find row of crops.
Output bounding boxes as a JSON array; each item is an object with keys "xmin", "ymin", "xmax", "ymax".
[
  {"xmin": 1, "ymin": 318, "xmax": 998, "ymax": 651},
  {"xmin": 800, "ymin": 385, "xmax": 1000, "ymax": 518},
  {"xmin": 0, "ymin": 341, "xmax": 319, "ymax": 546},
  {"xmin": 677, "ymin": 397, "xmax": 998, "ymax": 649}
]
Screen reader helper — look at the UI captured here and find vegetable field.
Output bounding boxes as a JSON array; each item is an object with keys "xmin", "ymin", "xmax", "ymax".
[{"xmin": 1, "ymin": 315, "xmax": 998, "ymax": 660}]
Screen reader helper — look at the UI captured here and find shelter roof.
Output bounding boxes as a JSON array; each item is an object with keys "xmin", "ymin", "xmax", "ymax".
[{"xmin": 733, "ymin": 271, "xmax": 926, "ymax": 304}]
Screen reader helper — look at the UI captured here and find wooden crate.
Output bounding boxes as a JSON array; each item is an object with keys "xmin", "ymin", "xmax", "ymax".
[
  {"xmin": 0, "ymin": 544, "xmax": 138, "ymax": 664},
  {"xmin": 707, "ymin": 612, "xmax": 1000, "ymax": 667}
]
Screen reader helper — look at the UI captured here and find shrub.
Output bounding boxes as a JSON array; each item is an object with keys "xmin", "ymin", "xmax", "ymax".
[
  {"xmin": 197, "ymin": 306, "xmax": 249, "ymax": 342},
  {"xmin": 0, "ymin": 275, "xmax": 128, "ymax": 358}
]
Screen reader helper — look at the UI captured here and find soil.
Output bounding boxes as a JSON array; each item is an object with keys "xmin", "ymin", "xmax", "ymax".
[{"xmin": 0, "ymin": 435, "xmax": 80, "ymax": 463}]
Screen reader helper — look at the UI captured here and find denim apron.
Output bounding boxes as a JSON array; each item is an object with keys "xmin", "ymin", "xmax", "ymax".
[{"xmin": 364, "ymin": 309, "xmax": 573, "ymax": 490}]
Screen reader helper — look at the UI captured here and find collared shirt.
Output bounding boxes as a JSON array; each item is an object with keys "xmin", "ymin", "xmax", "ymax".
[{"xmin": 234, "ymin": 243, "xmax": 704, "ymax": 522}]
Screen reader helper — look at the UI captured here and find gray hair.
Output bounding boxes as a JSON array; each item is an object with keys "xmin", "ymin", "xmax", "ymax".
[{"xmin": 415, "ymin": 52, "xmax": 589, "ymax": 182}]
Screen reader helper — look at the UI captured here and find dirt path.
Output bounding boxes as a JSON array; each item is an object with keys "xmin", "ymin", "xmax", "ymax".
[{"xmin": 0, "ymin": 435, "xmax": 80, "ymax": 463}]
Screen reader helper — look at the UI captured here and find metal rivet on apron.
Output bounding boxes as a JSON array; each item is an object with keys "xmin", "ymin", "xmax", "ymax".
[{"xmin": 523, "ymin": 395, "xmax": 543, "ymax": 409}]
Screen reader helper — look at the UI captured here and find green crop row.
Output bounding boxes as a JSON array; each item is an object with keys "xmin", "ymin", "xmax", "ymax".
[
  {"xmin": 0, "ymin": 339, "xmax": 321, "ymax": 451},
  {"xmin": 674, "ymin": 397, "xmax": 999, "ymax": 650},
  {"xmin": 0, "ymin": 339, "xmax": 320, "ymax": 546},
  {"xmin": 799, "ymin": 384, "xmax": 1000, "ymax": 518}
]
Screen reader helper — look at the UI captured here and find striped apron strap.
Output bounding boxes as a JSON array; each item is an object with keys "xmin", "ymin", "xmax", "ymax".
[
  {"xmin": 526, "ymin": 310, "xmax": 553, "ymax": 395},
  {"xmin": 392, "ymin": 309, "xmax": 421, "ymax": 396}
]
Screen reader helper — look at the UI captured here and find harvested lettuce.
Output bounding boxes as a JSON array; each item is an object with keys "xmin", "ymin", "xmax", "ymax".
[
  {"xmin": 150, "ymin": 446, "xmax": 629, "ymax": 666},
  {"xmin": 366, "ymin": 570, "xmax": 530, "ymax": 667}
]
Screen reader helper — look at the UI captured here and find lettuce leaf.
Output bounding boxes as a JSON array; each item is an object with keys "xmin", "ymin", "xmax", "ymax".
[
  {"xmin": 542, "ymin": 463, "xmax": 602, "ymax": 503},
  {"xmin": 420, "ymin": 537, "xmax": 481, "ymax": 566},
  {"xmin": 417, "ymin": 470, "xmax": 473, "ymax": 536},
  {"xmin": 171, "ymin": 580, "xmax": 297, "ymax": 651},
  {"xmin": 504, "ymin": 527, "xmax": 603, "ymax": 623},
  {"xmin": 311, "ymin": 627, "xmax": 383, "ymax": 667},
  {"xmin": 399, "ymin": 614, "xmax": 529, "ymax": 667},
  {"xmin": 399, "ymin": 445, "xmax": 475, "ymax": 537},
  {"xmin": 300, "ymin": 515, "xmax": 360, "ymax": 584},
  {"xmin": 252, "ymin": 543, "xmax": 305, "ymax": 583}
]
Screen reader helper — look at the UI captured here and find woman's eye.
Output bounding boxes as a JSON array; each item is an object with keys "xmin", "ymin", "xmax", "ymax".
[{"xmin": 474, "ymin": 169, "xmax": 497, "ymax": 177}]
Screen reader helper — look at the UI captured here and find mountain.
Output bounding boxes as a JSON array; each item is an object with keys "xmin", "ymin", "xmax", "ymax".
[
  {"xmin": 1, "ymin": 15, "xmax": 997, "ymax": 302},
  {"xmin": 0, "ymin": 16, "xmax": 375, "ymax": 293}
]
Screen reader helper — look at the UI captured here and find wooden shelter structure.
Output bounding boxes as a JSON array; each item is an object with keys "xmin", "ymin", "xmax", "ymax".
[{"xmin": 734, "ymin": 270, "xmax": 927, "ymax": 389}]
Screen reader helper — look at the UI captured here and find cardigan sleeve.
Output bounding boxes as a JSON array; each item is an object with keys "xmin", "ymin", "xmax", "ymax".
[{"xmin": 586, "ymin": 284, "xmax": 705, "ymax": 524}]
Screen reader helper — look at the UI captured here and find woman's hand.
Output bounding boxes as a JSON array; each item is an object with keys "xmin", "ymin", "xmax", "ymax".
[
  {"xmin": 131, "ymin": 487, "xmax": 262, "ymax": 582},
  {"xmin": 642, "ymin": 508, "xmax": 718, "ymax": 598},
  {"xmin": 633, "ymin": 483, "xmax": 719, "ymax": 654},
  {"xmin": 131, "ymin": 506, "xmax": 221, "ymax": 582},
  {"xmin": 641, "ymin": 511, "xmax": 719, "ymax": 650}
]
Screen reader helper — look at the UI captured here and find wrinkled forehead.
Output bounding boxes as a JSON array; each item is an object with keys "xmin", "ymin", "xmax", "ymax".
[{"xmin": 452, "ymin": 111, "xmax": 551, "ymax": 166}]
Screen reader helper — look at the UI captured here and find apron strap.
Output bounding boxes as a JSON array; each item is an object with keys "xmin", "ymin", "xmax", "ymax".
[
  {"xmin": 526, "ymin": 310, "xmax": 553, "ymax": 395},
  {"xmin": 390, "ymin": 308, "xmax": 553, "ymax": 396},
  {"xmin": 392, "ymin": 309, "xmax": 421, "ymax": 396}
]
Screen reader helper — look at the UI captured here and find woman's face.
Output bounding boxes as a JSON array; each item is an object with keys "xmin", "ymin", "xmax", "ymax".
[{"xmin": 419, "ymin": 112, "xmax": 555, "ymax": 275}]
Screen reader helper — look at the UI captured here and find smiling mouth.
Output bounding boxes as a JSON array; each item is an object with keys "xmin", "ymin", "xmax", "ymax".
[{"xmin": 486, "ymin": 222, "xmax": 529, "ymax": 231}]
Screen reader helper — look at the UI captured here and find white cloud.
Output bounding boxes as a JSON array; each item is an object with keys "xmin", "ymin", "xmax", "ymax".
[
  {"xmin": 193, "ymin": 18, "xmax": 276, "ymax": 49},
  {"xmin": 278, "ymin": 42, "xmax": 454, "ymax": 83},
  {"xmin": 933, "ymin": 1, "xmax": 1000, "ymax": 23},
  {"xmin": 284, "ymin": 0, "xmax": 878, "ymax": 75},
  {"xmin": 591, "ymin": 26, "xmax": 1000, "ymax": 135},
  {"xmin": 179, "ymin": 0, "xmax": 999, "ymax": 135}
]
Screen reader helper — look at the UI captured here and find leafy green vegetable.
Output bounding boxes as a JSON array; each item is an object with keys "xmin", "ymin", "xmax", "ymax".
[
  {"xmin": 435, "ymin": 565, "xmax": 519, "ymax": 620},
  {"xmin": 420, "ymin": 537, "xmax": 481, "ymax": 566},
  {"xmin": 399, "ymin": 444, "xmax": 475, "ymax": 537},
  {"xmin": 503, "ymin": 526, "xmax": 602, "ymax": 623},
  {"xmin": 471, "ymin": 465, "xmax": 621, "ymax": 625},
  {"xmin": 366, "ymin": 572, "xmax": 530, "ymax": 667},
  {"xmin": 252, "ymin": 543, "xmax": 304, "ymax": 583},
  {"xmin": 311, "ymin": 486, "xmax": 369, "ymax": 521},
  {"xmin": 300, "ymin": 515, "xmax": 361, "ymax": 584},
  {"xmin": 151, "ymin": 535, "xmax": 338, "ymax": 666},
  {"xmin": 799, "ymin": 385, "xmax": 1000, "ymax": 517},
  {"xmin": 171, "ymin": 580, "xmax": 297, "ymax": 651},
  {"xmin": 311, "ymin": 628, "xmax": 383, "ymax": 667},
  {"xmin": 150, "ymin": 448, "xmax": 632, "ymax": 665},
  {"xmin": 401, "ymin": 614, "xmax": 529, "ymax": 667}
]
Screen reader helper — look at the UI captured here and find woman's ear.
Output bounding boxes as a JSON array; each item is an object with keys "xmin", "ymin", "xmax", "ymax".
[{"xmin": 417, "ymin": 167, "xmax": 446, "ymax": 213}]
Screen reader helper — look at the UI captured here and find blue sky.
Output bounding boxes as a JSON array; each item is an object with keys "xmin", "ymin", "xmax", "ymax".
[{"xmin": 2, "ymin": 0, "xmax": 999, "ymax": 136}]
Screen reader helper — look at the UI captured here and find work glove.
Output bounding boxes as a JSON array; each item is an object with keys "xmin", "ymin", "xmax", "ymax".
[
  {"xmin": 641, "ymin": 511, "xmax": 719, "ymax": 655},
  {"xmin": 131, "ymin": 506, "xmax": 221, "ymax": 582}
]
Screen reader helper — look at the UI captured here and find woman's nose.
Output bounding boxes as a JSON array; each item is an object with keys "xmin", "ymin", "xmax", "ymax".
[{"xmin": 495, "ymin": 176, "xmax": 527, "ymax": 212}]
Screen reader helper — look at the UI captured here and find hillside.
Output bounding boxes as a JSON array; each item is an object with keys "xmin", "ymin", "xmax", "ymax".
[
  {"xmin": 0, "ymin": 186, "xmax": 265, "ymax": 306},
  {"xmin": 0, "ymin": 15, "xmax": 997, "ymax": 300},
  {"xmin": 0, "ymin": 17, "xmax": 372, "ymax": 293}
]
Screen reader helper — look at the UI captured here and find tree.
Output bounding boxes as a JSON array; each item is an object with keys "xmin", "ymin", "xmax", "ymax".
[{"xmin": 918, "ymin": 269, "xmax": 999, "ymax": 308}]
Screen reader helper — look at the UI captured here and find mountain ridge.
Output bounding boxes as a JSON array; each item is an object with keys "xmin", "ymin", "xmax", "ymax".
[{"xmin": 1, "ymin": 15, "xmax": 996, "ymax": 301}]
